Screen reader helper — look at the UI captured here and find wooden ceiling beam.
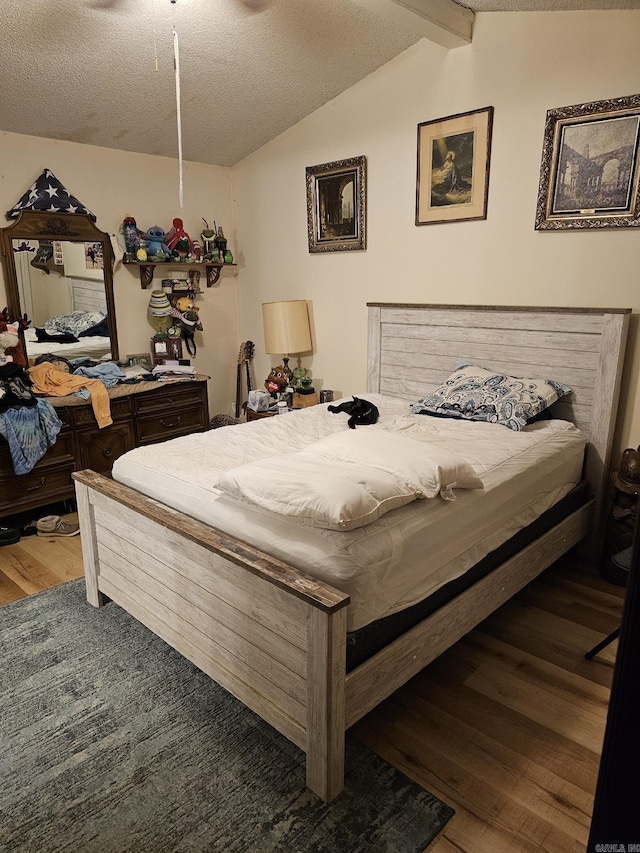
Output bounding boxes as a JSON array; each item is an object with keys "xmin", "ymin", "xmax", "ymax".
[{"xmin": 350, "ymin": 0, "xmax": 474, "ymax": 48}]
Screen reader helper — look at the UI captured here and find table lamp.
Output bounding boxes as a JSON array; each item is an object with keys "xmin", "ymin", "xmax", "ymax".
[
  {"xmin": 147, "ymin": 290, "xmax": 173, "ymax": 338},
  {"xmin": 262, "ymin": 300, "xmax": 312, "ymax": 383}
]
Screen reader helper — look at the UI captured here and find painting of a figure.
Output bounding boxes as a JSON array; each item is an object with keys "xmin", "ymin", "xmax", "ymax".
[
  {"xmin": 430, "ymin": 132, "xmax": 475, "ymax": 207},
  {"xmin": 536, "ymin": 94, "xmax": 640, "ymax": 230},
  {"xmin": 416, "ymin": 107, "xmax": 493, "ymax": 226}
]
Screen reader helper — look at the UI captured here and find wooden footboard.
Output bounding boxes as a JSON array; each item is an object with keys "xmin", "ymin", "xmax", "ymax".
[
  {"xmin": 74, "ymin": 470, "xmax": 350, "ymax": 803},
  {"xmin": 74, "ymin": 469, "xmax": 594, "ymax": 804}
]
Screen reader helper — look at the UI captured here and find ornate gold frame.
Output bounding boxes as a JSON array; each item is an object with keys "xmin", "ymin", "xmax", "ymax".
[{"xmin": 306, "ymin": 156, "xmax": 366, "ymax": 252}]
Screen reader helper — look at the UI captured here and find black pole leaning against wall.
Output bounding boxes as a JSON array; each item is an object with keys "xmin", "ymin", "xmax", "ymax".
[{"xmin": 587, "ymin": 514, "xmax": 640, "ymax": 851}]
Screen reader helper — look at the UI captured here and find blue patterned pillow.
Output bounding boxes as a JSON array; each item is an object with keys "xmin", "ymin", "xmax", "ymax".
[
  {"xmin": 45, "ymin": 310, "xmax": 107, "ymax": 338},
  {"xmin": 410, "ymin": 364, "xmax": 571, "ymax": 431}
]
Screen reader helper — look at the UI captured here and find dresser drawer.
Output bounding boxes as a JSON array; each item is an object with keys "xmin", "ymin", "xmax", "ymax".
[
  {"xmin": 134, "ymin": 383, "xmax": 206, "ymax": 415},
  {"xmin": 137, "ymin": 406, "xmax": 207, "ymax": 444},
  {"xmin": 0, "ymin": 428, "xmax": 74, "ymax": 476},
  {"xmin": 69, "ymin": 397, "xmax": 132, "ymax": 428},
  {"xmin": 77, "ymin": 422, "xmax": 136, "ymax": 475},
  {"xmin": 0, "ymin": 463, "xmax": 76, "ymax": 513}
]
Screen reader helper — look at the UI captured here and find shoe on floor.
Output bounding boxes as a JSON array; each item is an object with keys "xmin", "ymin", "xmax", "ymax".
[
  {"xmin": 0, "ymin": 526, "xmax": 21, "ymax": 546},
  {"xmin": 36, "ymin": 515, "xmax": 80, "ymax": 537}
]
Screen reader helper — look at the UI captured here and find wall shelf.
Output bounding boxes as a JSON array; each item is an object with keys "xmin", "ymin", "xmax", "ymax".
[{"xmin": 123, "ymin": 259, "xmax": 236, "ymax": 289}]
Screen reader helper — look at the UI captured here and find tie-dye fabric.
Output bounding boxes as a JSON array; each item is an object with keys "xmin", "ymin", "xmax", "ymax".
[{"xmin": 0, "ymin": 399, "xmax": 62, "ymax": 475}]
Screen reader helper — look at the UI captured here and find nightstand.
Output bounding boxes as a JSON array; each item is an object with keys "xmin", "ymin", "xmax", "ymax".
[
  {"xmin": 601, "ymin": 466, "xmax": 640, "ymax": 584},
  {"xmin": 244, "ymin": 403, "xmax": 277, "ymax": 422}
]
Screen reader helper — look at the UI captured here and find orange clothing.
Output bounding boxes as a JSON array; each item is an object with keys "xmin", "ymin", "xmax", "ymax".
[{"xmin": 28, "ymin": 362, "xmax": 113, "ymax": 429}]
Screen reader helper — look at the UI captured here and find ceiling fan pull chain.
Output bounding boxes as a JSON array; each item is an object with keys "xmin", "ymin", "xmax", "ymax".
[{"xmin": 173, "ymin": 25, "xmax": 184, "ymax": 211}]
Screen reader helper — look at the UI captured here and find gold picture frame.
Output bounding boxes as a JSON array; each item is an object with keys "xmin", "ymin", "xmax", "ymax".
[
  {"xmin": 535, "ymin": 94, "xmax": 640, "ymax": 230},
  {"xmin": 306, "ymin": 156, "xmax": 366, "ymax": 252},
  {"xmin": 416, "ymin": 106, "xmax": 493, "ymax": 226}
]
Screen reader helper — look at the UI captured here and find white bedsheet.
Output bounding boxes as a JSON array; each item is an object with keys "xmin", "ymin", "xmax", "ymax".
[
  {"xmin": 112, "ymin": 394, "xmax": 586, "ymax": 631},
  {"xmin": 24, "ymin": 328, "xmax": 112, "ymax": 361}
]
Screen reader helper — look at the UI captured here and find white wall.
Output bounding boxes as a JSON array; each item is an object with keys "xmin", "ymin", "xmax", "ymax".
[
  {"xmin": 0, "ymin": 132, "xmax": 238, "ymax": 416},
  {"xmin": 231, "ymin": 10, "xmax": 640, "ymax": 457}
]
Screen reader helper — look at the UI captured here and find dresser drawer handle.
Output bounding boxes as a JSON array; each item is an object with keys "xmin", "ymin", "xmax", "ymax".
[
  {"xmin": 23, "ymin": 477, "xmax": 46, "ymax": 492},
  {"xmin": 102, "ymin": 448, "xmax": 113, "ymax": 459},
  {"xmin": 160, "ymin": 415, "xmax": 182, "ymax": 428}
]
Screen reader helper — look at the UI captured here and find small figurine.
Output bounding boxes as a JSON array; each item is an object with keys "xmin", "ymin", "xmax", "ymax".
[
  {"xmin": 165, "ymin": 218, "xmax": 194, "ymax": 260},
  {"xmin": 214, "ymin": 224, "xmax": 227, "ymax": 262},
  {"xmin": 143, "ymin": 225, "xmax": 171, "ymax": 260},
  {"xmin": 121, "ymin": 215, "xmax": 141, "ymax": 260},
  {"xmin": 201, "ymin": 219, "xmax": 216, "ymax": 259},
  {"xmin": 192, "ymin": 239, "xmax": 202, "ymax": 262}
]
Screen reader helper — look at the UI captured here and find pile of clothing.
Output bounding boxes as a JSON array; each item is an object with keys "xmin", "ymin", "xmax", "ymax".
[{"xmin": 0, "ymin": 363, "xmax": 62, "ymax": 476}]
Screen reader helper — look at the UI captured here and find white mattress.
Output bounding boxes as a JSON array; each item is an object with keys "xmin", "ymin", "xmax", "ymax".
[{"xmin": 112, "ymin": 394, "xmax": 586, "ymax": 631}]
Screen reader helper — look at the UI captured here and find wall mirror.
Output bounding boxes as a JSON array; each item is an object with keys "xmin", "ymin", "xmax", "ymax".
[{"xmin": 0, "ymin": 210, "xmax": 118, "ymax": 363}]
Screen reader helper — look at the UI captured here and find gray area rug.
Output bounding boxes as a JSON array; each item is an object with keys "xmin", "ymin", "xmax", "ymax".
[{"xmin": 0, "ymin": 580, "xmax": 453, "ymax": 853}]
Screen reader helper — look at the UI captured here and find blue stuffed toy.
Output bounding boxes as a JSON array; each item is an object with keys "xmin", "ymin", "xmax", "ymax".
[{"xmin": 143, "ymin": 225, "xmax": 171, "ymax": 260}]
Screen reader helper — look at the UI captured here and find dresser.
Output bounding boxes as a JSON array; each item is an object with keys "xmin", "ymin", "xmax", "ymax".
[{"xmin": 0, "ymin": 376, "xmax": 209, "ymax": 519}]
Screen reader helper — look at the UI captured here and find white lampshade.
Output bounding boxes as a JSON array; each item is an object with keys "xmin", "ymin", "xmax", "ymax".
[{"xmin": 262, "ymin": 300, "xmax": 312, "ymax": 356}]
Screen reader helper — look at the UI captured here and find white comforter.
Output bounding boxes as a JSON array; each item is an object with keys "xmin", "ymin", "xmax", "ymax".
[
  {"xmin": 215, "ymin": 429, "xmax": 484, "ymax": 530},
  {"xmin": 112, "ymin": 394, "xmax": 586, "ymax": 630}
]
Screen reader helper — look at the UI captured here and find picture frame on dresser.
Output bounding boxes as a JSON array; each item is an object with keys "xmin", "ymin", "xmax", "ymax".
[
  {"xmin": 126, "ymin": 353, "xmax": 152, "ymax": 372},
  {"xmin": 535, "ymin": 93, "xmax": 640, "ymax": 230}
]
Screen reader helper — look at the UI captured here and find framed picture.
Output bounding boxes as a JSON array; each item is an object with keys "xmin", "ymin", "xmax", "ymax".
[
  {"xmin": 306, "ymin": 156, "xmax": 366, "ymax": 252},
  {"xmin": 535, "ymin": 94, "xmax": 640, "ymax": 230},
  {"xmin": 126, "ymin": 352, "xmax": 152, "ymax": 371},
  {"xmin": 85, "ymin": 241, "xmax": 104, "ymax": 269},
  {"xmin": 416, "ymin": 106, "xmax": 493, "ymax": 226}
]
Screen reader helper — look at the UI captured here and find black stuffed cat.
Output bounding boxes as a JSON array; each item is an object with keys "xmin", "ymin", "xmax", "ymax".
[{"xmin": 328, "ymin": 396, "xmax": 379, "ymax": 429}]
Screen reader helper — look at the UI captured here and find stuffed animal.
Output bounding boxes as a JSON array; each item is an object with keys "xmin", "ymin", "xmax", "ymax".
[
  {"xmin": 0, "ymin": 308, "xmax": 30, "ymax": 368},
  {"xmin": 171, "ymin": 302, "xmax": 203, "ymax": 357},
  {"xmin": 264, "ymin": 365, "xmax": 289, "ymax": 396},
  {"xmin": 165, "ymin": 218, "xmax": 194, "ymax": 260},
  {"xmin": 328, "ymin": 396, "xmax": 380, "ymax": 429},
  {"xmin": 143, "ymin": 225, "xmax": 171, "ymax": 260},
  {"xmin": 174, "ymin": 296, "xmax": 198, "ymax": 314}
]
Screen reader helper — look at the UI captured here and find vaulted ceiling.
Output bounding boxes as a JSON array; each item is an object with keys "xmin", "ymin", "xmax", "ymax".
[{"xmin": 3, "ymin": 0, "xmax": 639, "ymax": 167}]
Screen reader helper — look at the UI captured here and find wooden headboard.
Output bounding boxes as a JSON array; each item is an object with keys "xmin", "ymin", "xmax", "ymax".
[
  {"xmin": 70, "ymin": 276, "xmax": 108, "ymax": 314},
  {"xmin": 367, "ymin": 303, "xmax": 631, "ymax": 544}
]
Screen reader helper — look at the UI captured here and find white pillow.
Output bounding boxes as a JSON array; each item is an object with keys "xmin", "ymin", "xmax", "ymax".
[{"xmin": 215, "ymin": 430, "xmax": 483, "ymax": 531}]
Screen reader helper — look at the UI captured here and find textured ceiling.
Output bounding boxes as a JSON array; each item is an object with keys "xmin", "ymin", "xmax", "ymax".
[{"xmin": 2, "ymin": 0, "xmax": 639, "ymax": 167}]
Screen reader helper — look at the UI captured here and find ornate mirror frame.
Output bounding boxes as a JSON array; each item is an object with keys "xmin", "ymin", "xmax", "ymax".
[{"xmin": 0, "ymin": 210, "xmax": 118, "ymax": 361}]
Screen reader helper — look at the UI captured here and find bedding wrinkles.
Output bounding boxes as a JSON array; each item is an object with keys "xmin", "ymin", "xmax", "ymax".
[{"xmin": 112, "ymin": 394, "xmax": 586, "ymax": 630}]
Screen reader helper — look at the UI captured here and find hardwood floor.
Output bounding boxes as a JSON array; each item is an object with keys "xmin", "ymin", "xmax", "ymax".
[
  {"xmin": 0, "ymin": 512, "xmax": 83, "ymax": 604},
  {"xmin": 0, "ymin": 535, "xmax": 623, "ymax": 852}
]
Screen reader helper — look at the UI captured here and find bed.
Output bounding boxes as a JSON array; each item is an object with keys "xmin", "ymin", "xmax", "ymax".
[
  {"xmin": 25, "ymin": 277, "xmax": 112, "ymax": 363},
  {"xmin": 73, "ymin": 303, "xmax": 630, "ymax": 803}
]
